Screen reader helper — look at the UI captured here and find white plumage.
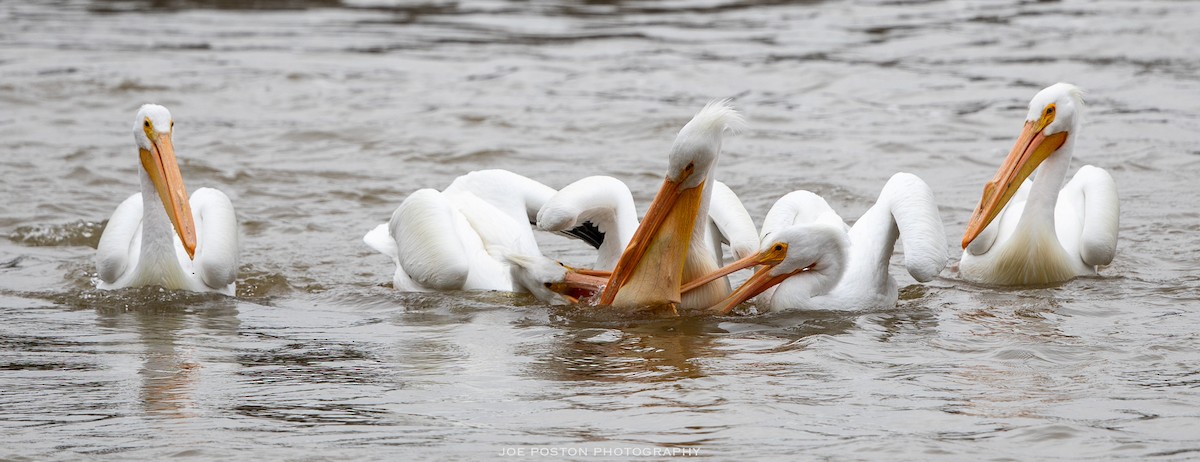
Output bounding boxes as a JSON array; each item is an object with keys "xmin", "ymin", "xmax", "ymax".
[
  {"xmin": 535, "ymin": 176, "xmax": 758, "ymax": 272},
  {"xmin": 706, "ymin": 173, "xmax": 947, "ymax": 313},
  {"xmin": 363, "ymin": 169, "xmax": 557, "ymax": 292},
  {"xmin": 599, "ymin": 99, "xmax": 747, "ymax": 312},
  {"xmin": 96, "ymin": 104, "xmax": 239, "ymax": 295},
  {"xmin": 960, "ymin": 83, "xmax": 1119, "ymax": 285},
  {"xmin": 535, "ymin": 175, "xmax": 639, "ymax": 272}
]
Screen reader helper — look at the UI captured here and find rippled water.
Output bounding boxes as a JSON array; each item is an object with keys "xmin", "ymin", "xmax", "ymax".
[{"xmin": 3, "ymin": 0, "xmax": 1200, "ymax": 459}]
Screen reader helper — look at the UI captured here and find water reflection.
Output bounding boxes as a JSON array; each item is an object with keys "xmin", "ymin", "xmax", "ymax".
[
  {"xmin": 90, "ymin": 292, "xmax": 240, "ymax": 419},
  {"xmin": 538, "ymin": 319, "xmax": 719, "ymax": 383},
  {"xmin": 932, "ymin": 288, "xmax": 1090, "ymax": 421}
]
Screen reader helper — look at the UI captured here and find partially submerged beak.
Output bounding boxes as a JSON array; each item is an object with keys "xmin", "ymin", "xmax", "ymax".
[
  {"xmin": 547, "ymin": 266, "xmax": 609, "ymax": 304},
  {"xmin": 139, "ymin": 132, "xmax": 197, "ymax": 259},
  {"xmin": 962, "ymin": 121, "xmax": 1068, "ymax": 248},
  {"xmin": 709, "ymin": 257, "xmax": 811, "ymax": 315},
  {"xmin": 598, "ymin": 176, "xmax": 705, "ymax": 311},
  {"xmin": 680, "ymin": 242, "xmax": 788, "ymax": 294}
]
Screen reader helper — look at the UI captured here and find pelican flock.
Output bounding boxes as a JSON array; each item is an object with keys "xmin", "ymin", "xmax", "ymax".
[
  {"xmin": 364, "ymin": 99, "xmax": 950, "ymax": 315},
  {"xmin": 360, "ymin": 88, "xmax": 1117, "ymax": 315},
  {"xmin": 96, "ymin": 104, "xmax": 239, "ymax": 295},
  {"xmin": 88, "ymin": 83, "xmax": 1118, "ymax": 316},
  {"xmin": 960, "ymin": 83, "xmax": 1119, "ymax": 285}
]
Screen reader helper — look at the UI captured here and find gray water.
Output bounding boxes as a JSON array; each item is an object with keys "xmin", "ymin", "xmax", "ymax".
[{"xmin": 2, "ymin": 0, "xmax": 1200, "ymax": 459}]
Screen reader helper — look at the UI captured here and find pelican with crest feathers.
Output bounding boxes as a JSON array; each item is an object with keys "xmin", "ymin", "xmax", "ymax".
[
  {"xmin": 687, "ymin": 173, "xmax": 948, "ymax": 313},
  {"xmin": 960, "ymin": 83, "xmax": 1119, "ymax": 285},
  {"xmin": 96, "ymin": 104, "xmax": 239, "ymax": 295},
  {"xmin": 596, "ymin": 99, "xmax": 746, "ymax": 314}
]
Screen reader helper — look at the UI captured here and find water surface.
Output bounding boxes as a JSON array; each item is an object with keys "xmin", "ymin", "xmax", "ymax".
[{"xmin": 2, "ymin": 0, "xmax": 1200, "ymax": 459}]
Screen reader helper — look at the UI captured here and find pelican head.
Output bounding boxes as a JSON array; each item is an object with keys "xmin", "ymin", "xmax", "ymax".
[
  {"xmin": 598, "ymin": 100, "xmax": 744, "ymax": 311},
  {"xmin": 503, "ymin": 253, "xmax": 608, "ymax": 305},
  {"xmin": 134, "ymin": 104, "xmax": 197, "ymax": 259},
  {"xmin": 962, "ymin": 83, "xmax": 1083, "ymax": 248},
  {"xmin": 699, "ymin": 225, "xmax": 848, "ymax": 314}
]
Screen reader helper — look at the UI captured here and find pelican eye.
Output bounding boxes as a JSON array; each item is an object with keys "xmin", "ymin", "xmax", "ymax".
[
  {"xmin": 143, "ymin": 119, "xmax": 151, "ymax": 128},
  {"xmin": 773, "ymin": 244, "xmax": 783, "ymax": 252},
  {"xmin": 543, "ymin": 282, "xmax": 553, "ymax": 289},
  {"xmin": 1042, "ymin": 104, "xmax": 1056, "ymax": 120}
]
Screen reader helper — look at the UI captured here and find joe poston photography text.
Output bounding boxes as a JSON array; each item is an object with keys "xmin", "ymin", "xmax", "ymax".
[{"xmin": 498, "ymin": 446, "xmax": 701, "ymax": 457}]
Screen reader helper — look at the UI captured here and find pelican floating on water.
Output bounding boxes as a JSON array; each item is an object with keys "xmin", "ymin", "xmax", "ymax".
[
  {"xmin": 96, "ymin": 104, "xmax": 239, "ymax": 295},
  {"xmin": 597, "ymin": 99, "xmax": 746, "ymax": 314},
  {"xmin": 960, "ymin": 83, "xmax": 1119, "ymax": 285},
  {"xmin": 363, "ymin": 169, "xmax": 600, "ymax": 293},
  {"xmin": 690, "ymin": 173, "xmax": 947, "ymax": 313}
]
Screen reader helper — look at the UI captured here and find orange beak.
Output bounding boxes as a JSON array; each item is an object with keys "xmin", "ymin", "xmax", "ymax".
[
  {"xmin": 546, "ymin": 267, "xmax": 610, "ymax": 304},
  {"xmin": 680, "ymin": 242, "xmax": 788, "ymax": 294},
  {"xmin": 708, "ymin": 259, "xmax": 810, "ymax": 315},
  {"xmin": 139, "ymin": 132, "xmax": 197, "ymax": 259},
  {"xmin": 962, "ymin": 121, "xmax": 1068, "ymax": 248},
  {"xmin": 572, "ymin": 268, "xmax": 611, "ymax": 278},
  {"xmin": 598, "ymin": 176, "xmax": 705, "ymax": 312}
]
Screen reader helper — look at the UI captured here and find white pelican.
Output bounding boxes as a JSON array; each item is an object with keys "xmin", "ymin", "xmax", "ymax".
[
  {"xmin": 690, "ymin": 173, "xmax": 947, "ymax": 313},
  {"xmin": 535, "ymin": 176, "xmax": 758, "ymax": 272},
  {"xmin": 96, "ymin": 104, "xmax": 239, "ymax": 295},
  {"xmin": 597, "ymin": 100, "xmax": 745, "ymax": 314},
  {"xmin": 960, "ymin": 83, "xmax": 1119, "ymax": 285},
  {"xmin": 364, "ymin": 169, "xmax": 593, "ymax": 292},
  {"xmin": 515, "ymin": 176, "xmax": 756, "ymax": 306}
]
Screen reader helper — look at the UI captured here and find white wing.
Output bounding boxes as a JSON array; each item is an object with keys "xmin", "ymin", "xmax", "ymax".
[
  {"xmin": 389, "ymin": 189, "xmax": 472, "ymax": 291},
  {"xmin": 447, "ymin": 190, "xmax": 542, "ymax": 259},
  {"xmin": 365, "ymin": 222, "xmax": 432, "ymax": 291},
  {"xmin": 96, "ymin": 193, "xmax": 144, "ymax": 284},
  {"xmin": 1057, "ymin": 165, "xmax": 1118, "ymax": 266},
  {"xmin": 190, "ymin": 187, "xmax": 238, "ymax": 290},
  {"xmin": 442, "ymin": 169, "xmax": 556, "ymax": 226},
  {"xmin": 843, "ymin": 172, "xmax": 946, "ymax": 289},
  {"xmin": 877, "ymin": 173, "xmax": 947, "ymax": 282}
]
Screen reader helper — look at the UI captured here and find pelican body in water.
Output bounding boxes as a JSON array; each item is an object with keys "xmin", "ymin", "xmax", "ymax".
[
  {"xmin": 960, "ymin": 83, "xmax": 1119, "ymax": 285},
  {"xmin": 363, "ymin": 169, "xmax": 602, "ymax": 294},
  {"xmin": 96, "ymin": 104, "xmax": 239, "ymax": 295},
  {"xmin": 690, "ymin": 173, "xmax": 947, "ymax": 313},
  {"xmin": 596, "ymin": 100, "xmax": 746, "ymax": 314}
]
